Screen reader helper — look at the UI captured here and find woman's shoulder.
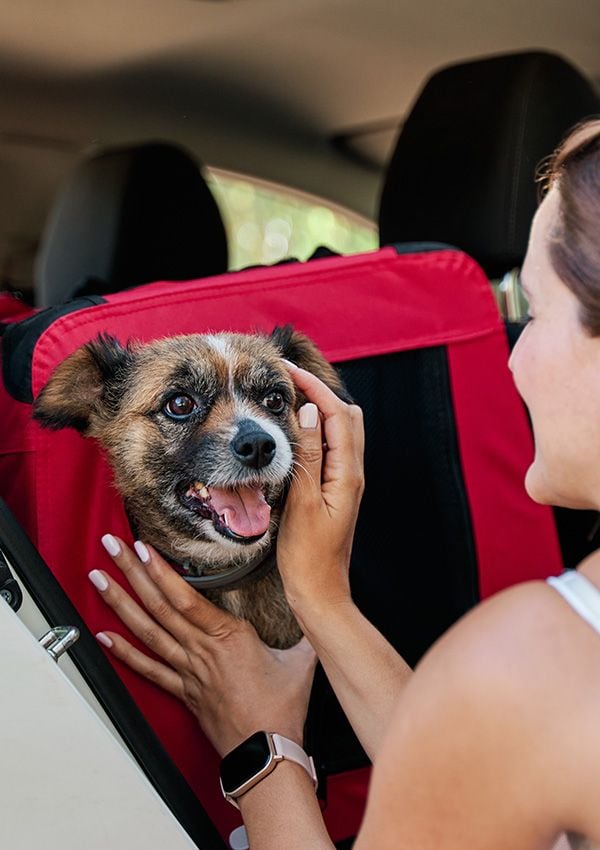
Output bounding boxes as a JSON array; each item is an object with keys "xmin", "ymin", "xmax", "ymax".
[
  {"xmin": 424, "ymin": 572, "xmax": 600, "ymax": 713},
  {"xmin": 416, "ymin": 570, "xmax": 600, "ymax": 839},
  {"xmin": 424, "ymin": 578, "xmax": 573, "ymax": 677},
  {"xmin": 367, "ymin": 575, "xmax": 600, "ymax": 848}
]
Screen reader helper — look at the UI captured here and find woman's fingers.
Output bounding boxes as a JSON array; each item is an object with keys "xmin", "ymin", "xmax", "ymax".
[
  {"xmin": 291, "ymin": 403, "xmax": 324, "ymax": 498},
  {"xmin": 349, "ymin": 403, "xmax": 366, "ymax": 471},
  {"xmin": 88, "ymin": 566, "xmax": 188, "ymax": 668},
  {"xmin": 285, "ymin": 363, "xmax": 348, "ymax": 418},
  {"xmin": 139, "ymin": 544, "xmax": 239, "ymax": 639},
  {"xmin": 286, "ymin": 364, "xmax": 364, "ymax": 489},
  {"xmin": 100, "ymin": 536, "xmax": 193, "ymax": 638},
  {"xmin": 100, "ymin": 536, "xmax": 237, "ymax": 642},
  {"xmin": 96, "ymin": 630, "xmax": 185, "ymax": 698}
]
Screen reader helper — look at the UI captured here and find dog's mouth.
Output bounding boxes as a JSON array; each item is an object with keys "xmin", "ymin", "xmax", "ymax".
[{"xmin": 181, "ymin": 481, "xmax": 274, "ymax": 545}]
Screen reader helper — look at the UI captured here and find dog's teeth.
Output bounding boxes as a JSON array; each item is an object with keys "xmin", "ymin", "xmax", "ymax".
[{"xmin": 192, "ymin": 482, "xmax": 210, "ymax": 500}]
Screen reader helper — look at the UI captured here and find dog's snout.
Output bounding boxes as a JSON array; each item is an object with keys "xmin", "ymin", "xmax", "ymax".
[{"xmin": 231, "ymin": 419, "xmax": 276, "ymax": 469}]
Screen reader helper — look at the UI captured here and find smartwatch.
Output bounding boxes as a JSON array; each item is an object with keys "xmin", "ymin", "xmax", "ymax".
[{"xmin": 219, "ymin": 731, "xmax": 318, "ymax": 807}]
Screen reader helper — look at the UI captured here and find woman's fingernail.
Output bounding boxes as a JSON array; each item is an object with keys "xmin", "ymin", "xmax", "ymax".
[
  {"xmin": 281, "ymin": 358, "xmax": 298, "ymax": 369},
  {"xmin": 298, "ymin": 403, "xmax": 319, "ymax": 429},
  {"xmin": 88, "ymin": 570, "xmax": 109, "ymax": 592},
  {"xmin": 101, "ymin": 534, "xmax": 121, "ymax": 557},
  {"xmin": 134, "ymin": 540, "xmax": 151, "ymax": 564},
  {"xmin": 95, "ymin": 632, "xmax": 113, "ymax": 648}
]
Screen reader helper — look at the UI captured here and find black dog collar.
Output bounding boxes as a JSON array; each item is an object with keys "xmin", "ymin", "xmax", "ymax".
[
  {"xmin": 126, "ymin": 510, "xmax": 278, "ymax": 591},
  {"xmin": 176, "ymin": 548, "xmax": 277, "ymax": 592}
]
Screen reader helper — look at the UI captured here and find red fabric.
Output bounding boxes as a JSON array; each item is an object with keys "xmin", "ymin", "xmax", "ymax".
[
  {"xmin": 0, "ymin": 293, "xmax": 36, "ymax": 323},
  {"xmin": 448, "ymin": 336, "xmax": 563, "ymax": 596},
  {"xmin": 32, "ymin": 248, "xmax": 501, "ymax": 395},
  {"xmin": 0, "ymin": 247, "xmax": 563, "ymax": 842}
]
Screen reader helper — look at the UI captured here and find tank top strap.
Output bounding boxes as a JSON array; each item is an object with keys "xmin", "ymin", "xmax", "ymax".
[{"xmin": 547, "ymin": 570, "xmax": 600, "ymax": 637}]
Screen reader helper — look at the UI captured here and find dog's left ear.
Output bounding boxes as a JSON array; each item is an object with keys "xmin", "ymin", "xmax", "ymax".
[
  {"xmin": 270, "ymin": 325, "xmax": 353, "ymax": 404},
  {"xmin": 33, "ymin": 334, "xmax": 136, "ymax": 434}
]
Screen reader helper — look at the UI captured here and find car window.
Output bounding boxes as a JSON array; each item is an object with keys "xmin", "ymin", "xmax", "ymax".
[{"xmin": 208, "ymin": 168, "xmax": 378, "ymax": 269}]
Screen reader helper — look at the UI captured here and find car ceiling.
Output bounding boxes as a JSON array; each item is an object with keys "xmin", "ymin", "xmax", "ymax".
[{"xmin": 0, "ymin": 0, "xmax": 599, "ymax": 291}]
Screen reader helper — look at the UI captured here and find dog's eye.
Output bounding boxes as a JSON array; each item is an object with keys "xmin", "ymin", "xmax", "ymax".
[
  {"xmin": 263, "ymin": 391, "xmax": 286, "ymax": 414},
  {"xmin": 164, "ymin": 394, "xmax": 197, "ymax": 419}
]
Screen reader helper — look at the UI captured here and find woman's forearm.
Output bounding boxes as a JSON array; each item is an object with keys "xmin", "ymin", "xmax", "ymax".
[
  {"xmin": 238, "ymin": 761, "xmax": 334, "ymax": 850},
  {"xmin": 295, "ymin": 598, "xmax": 412, "ymax": 761}
]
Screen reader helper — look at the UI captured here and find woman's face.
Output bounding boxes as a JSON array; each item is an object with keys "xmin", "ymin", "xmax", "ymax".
[{"xmin": 509, "ymin": 186, "xmax": 600, "ymax": 511}]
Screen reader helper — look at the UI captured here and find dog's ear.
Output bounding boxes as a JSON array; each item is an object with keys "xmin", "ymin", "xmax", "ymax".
[
  {"xmin": 270, "ymin": 325, "xmax": 353, "ymax": 404},
  {"xmin": 33, "ymin": 333, "xmax": 136, "ymax": 433}
]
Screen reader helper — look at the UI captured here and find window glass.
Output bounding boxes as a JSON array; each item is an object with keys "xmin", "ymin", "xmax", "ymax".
[{"xmin": 207, "ymin": 168, "xmax": 378, "ymax": 270}]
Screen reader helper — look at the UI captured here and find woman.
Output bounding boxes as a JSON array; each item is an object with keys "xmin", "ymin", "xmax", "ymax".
[{"xmin": 88, "ymin": 119, "xmax": 600, "ymax": 849}]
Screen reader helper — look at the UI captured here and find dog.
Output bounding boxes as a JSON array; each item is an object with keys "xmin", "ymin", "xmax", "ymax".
[{"xmin": 33, "ymin": 326, "xmax": 350, "ymax": 649}]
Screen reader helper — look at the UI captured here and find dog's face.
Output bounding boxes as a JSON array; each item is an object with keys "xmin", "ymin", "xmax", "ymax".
[{"xmin": 34, "ymin": 327, "xmax": 348, "ymax": 574}]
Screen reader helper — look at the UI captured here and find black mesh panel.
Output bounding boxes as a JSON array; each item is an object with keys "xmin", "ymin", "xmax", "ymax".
[{"xmin": 306, "ymin": 347, "xmax": 479, "ymax": 776}]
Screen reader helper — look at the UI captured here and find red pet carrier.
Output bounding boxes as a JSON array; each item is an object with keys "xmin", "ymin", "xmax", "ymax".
[{"xmin": 0, "ymin": 245, "xmax": 564, "ymax": 847}]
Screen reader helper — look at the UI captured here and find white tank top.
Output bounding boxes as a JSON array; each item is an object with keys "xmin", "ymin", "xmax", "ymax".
[{"xmin": 547, "ymin": 571, "xmax": 600, "ymax": 850}]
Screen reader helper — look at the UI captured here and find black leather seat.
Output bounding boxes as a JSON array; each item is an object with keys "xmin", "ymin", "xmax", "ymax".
[
  {"xmin": 378, "ymin": 50, "xmax": 600, "ymax": 279},
  {"xmin": 35, "ymin": 141, "xmax": 228, "ymax": 307}
]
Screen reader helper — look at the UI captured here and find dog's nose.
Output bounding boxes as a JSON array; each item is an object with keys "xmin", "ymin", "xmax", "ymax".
[{"xmin": 231, "ymin": 419, "xmax": 277, "ymax": 469}]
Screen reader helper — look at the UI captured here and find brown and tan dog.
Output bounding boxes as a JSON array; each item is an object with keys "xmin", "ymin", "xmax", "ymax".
[{"xmin": 33, "ymin": 327, "xmax": 349, "ymax": 648}]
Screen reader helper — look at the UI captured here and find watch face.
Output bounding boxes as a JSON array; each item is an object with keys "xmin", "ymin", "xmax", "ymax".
[{"xmin": 220, "ymin": 732, "xmax": 273, "ymax": 794}]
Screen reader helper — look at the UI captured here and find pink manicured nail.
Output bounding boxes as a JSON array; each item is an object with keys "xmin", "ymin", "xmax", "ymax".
[
  {"xmin": 281, "ymin": 358, "xmax": 298, "ymax": 369},
  {"xmin": 134, "ymin": 540, "xmax": 151, "ymax": 563},
  {"xmin": 298, "ymin": 403, "xmax": 318, "ymax": 429},
  {"xmin": 88, "ymin": 570, "xmax": 109, "ymax": 592},
  {"xmin": 101, "ymin": 534, "xmax": 121, "ymax": 557},
  {"xmin": 96, "ymin": 632, "xmax": 113, "ymax": 648}
]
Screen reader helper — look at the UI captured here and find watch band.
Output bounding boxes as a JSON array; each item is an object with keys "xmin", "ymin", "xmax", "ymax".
[
  {"xmin": 270, "ymin": 733, "xmax": 318, "ymax": 786},
  {"xmin": 220, "ymin": 731, "xmax": 318, "ymax": 808}
]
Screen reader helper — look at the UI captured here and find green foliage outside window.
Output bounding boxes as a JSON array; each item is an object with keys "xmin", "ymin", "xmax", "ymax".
[{"xmin": 208, "ymin": 169, "xmax": 378, "ymax": 270}]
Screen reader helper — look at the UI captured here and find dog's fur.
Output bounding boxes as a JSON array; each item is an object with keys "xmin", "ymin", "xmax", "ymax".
[{"xmin": 33, "ymin": 327, "xmax": 349, "ymax": 648}]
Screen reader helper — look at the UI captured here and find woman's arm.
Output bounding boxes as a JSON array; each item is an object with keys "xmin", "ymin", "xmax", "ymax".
[
  {"xmin": 236, "ymin": 763, "xmax": 333, "ymax": 850},
  {"xmin": 278, "ymin": 364, "xmax": 412, "ymax": 759}
]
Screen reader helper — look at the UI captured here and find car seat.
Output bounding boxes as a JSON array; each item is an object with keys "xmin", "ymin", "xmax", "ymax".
[
  {"xmin": 34, "ymin": 140, "xmax": 228, "ymax": 307},
  {"xmin": 378, "ymin": 50, "xmax": 600, "ymax": 279},
  {"xmin": 378, "ymin": 49, "xmax": 600, "ymax": 570}
]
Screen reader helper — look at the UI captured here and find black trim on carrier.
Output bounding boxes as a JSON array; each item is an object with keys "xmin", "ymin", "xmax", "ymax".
[
  {"xmin": 1, "ymin": 296, "xmax": 106, "ymax": 404},
  {"xmin": 305, "ymin": 345, "xmax": 479, "ymax": 776}
]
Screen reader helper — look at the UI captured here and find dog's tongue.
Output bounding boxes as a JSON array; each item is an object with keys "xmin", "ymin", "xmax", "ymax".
[{"xmin": 208, "ymin": 486, "xmax": 271, "ymax": 537}]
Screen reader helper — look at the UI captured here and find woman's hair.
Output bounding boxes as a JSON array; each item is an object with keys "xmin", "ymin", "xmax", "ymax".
[{"xmin": 542, "ymin": 119, "xmax": 600, "ymax": 334}]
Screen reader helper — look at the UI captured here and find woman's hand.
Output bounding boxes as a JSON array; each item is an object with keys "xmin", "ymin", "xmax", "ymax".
[
  {"xmin": 278, "ymin": 364, "xmax": 365, "ymax": 619},
  {"xmin": 89, "ymin": 538, "xmax": 316, "ymax": 756}
]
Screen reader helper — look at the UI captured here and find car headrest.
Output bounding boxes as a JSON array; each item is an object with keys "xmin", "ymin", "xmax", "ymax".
[
  {"xmin": 378, "ymin": 51, "xmax": 600, "ymax": 278},
  {"xmin": 35, "ymin": 141, "xmax": 228, "ymax": 306}
]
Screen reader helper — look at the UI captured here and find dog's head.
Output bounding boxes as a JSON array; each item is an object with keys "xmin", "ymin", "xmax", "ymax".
[{"xmin": 33, "ymin": 327, "xmax": 349, "ymax": 574}]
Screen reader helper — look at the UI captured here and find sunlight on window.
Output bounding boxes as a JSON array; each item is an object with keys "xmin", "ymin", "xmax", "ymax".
[{"xmin": 207, "ymin": 168, "xmax": 378, "ymax": 270}]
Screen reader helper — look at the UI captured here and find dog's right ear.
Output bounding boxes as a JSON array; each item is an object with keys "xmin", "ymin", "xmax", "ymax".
[{"xmin": 33, "ymin": 334, "xmax": 135, "ymax": 434}]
